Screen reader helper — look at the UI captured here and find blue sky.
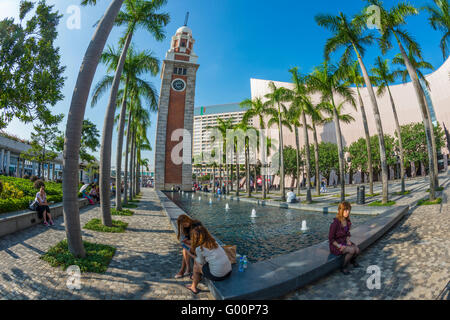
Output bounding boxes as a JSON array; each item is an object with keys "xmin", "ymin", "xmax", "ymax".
[{"xmin": 1, "ymin": 0, "xmax": 447, "ymax": 170}]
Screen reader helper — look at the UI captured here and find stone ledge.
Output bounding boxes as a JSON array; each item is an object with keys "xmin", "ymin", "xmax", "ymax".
[
  {"xmin": 0, "ymin": 198, "xmax": 89, "ymax": 238},
  {"xmin": 157, "ymin": 190, "xmax": 408, "ymax": 300}
]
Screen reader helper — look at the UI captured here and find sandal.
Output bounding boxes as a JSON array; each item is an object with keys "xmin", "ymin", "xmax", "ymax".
[
  {"xmin": 175, "ymin": 271, "xmax": 191, "ymax": 279},
  {"xmin": 185, "ymin": 285, "xmax": 201, "ymax": 295}
]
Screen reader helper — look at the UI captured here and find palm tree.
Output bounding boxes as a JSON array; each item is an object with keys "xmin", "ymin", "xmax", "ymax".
[
  {"xmin": 91, "ymin": 45, "xmax": 158, "ymax": 211},
  {"xmin": 308, "ymin": 62, "xmax": 356, "ymax": 202},
  {"xmin": 62, "ymin": 0, "xmax": 124, "ymax": 258},
  {"xmin": 208, "ymin": 118, "xmax": 234, "ymax": 195},
  {"xmin": 98, "ymin": 0, "xmax": 168, "ymax": 226},
  {"xmin": 284, "ymin": 99, "xmax": 303, "ymax": 197},
  {"xmin": 264, "ymin": 82, "xmax": 290, "ymax": 201},
  {"xmin": 343, "ymin": 61, "xmax": 374, "ymax": 195},
  {"xmin": 366, "ymin": 0, "xmax": 437, "ymax": 200},
  {"xmin": 309, "ymin": 102, "xmax": 326, "ymax": 195},
  {"xmin": 240, "ymin": 97, "xmax": 267, "ymax": 198},
  {"xmin": 315, "ymin": 11, "xmax": 390, "ymax": 204},
  {"xmin": 371, "ymin": 57, "xmax": 406, "ymax": 192},
  {"xmin": 392, "ymin": 47, "xmax": 438, "ymax": 187},
  {"xmin": 423, "ymin": 0, "xmax": 450, "ymax": 61},
  {"xmin": 235, "ymin": 121, "xmax": 257, "ymax": 197}
]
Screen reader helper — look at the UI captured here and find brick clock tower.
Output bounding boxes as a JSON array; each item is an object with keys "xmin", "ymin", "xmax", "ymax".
[{"xmin": 154, "ymin": 25, "xmax": 199, "ymax": 191}]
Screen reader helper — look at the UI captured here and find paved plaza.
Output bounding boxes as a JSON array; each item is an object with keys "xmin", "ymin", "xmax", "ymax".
[
  {"xmin": 0, "ymin": 175, "xmax": 448, "ymax": 300},
  {"xmin": 0, "ymin": 190, "xmax": 212, "ymax": 300}
]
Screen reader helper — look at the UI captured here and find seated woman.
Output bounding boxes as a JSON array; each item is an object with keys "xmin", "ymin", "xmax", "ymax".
[
  {"xmin": 79, "ymin": 183, "xmax": 94, "ymax": 204},
  {"xmin": 185, "ymin": 225, "xmax": 232, "ymax": 294},
  {"xmin": 175, "ymin": 215, "xmax": 202, "ymax": 279},
  {"xmin": 329, "ymin": 201, "xmax": 361, "ymax": 275},
  {"xmin": 89, "ymin": 185, "xmax": 99, "ymax": 203},
  {"xmin": 36, "ymin": 185, "xmax": 54, "ymax": 226}
]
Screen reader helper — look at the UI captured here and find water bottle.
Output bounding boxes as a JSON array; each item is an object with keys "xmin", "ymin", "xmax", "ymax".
[
  {"xmin": 243, "ymin": 255, "xmax": 248, "ymax": 269},
  {"xmin": 238, "ymin": 257, "xmax": 244, "ymax": 272}
]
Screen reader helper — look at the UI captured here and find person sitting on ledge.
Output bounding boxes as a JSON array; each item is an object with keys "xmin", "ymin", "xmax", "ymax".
[
  {"xmin": 175, "ymin": 215, "xmax": 203, "ymax": 279},
  {"xmin": 286, "ymin": 188, "xmax": 298, "ymax": 203},
  {"xmin": 328, "ymin": 201, "xmax": 361, "ymax": 275},
  {"xmin": 36, "ymin": 185, "xmax": 54, "ymax": 227},
  {"xmin": 185, "ymin": 225, "xmax": 232, "ymax": 295}
]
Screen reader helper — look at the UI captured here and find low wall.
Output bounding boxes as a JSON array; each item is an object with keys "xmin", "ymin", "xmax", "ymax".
[{"xmin": 0, "ymin": 198, "xmax": 89, "ymax": 238}]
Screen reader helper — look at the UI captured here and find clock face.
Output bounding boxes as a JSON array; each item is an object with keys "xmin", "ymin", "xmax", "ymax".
[{"xmin": 172, "ymin": 79, "xmax": 186, "ymax": 91}]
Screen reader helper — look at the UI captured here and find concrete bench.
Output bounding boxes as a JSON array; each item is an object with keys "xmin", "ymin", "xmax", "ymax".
[
  {"xmin": 0, "ymin": 198, "xmax": 89, "ymax": 238},
  {"xmin": 157, "ymin": 190, "xmax": 408, "ymax": 300}
]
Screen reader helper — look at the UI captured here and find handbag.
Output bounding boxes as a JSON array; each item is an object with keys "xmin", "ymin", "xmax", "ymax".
[
  {"xmin": 222, "ymin": 245, "xmax": 237, "ymax": 264},
  {"xmin": 29, "ymin": 200, "xmax": 39, "ymax": 211}
]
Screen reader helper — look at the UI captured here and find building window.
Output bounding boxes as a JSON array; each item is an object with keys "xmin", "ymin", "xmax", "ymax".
[
  {"xmin": 173, "ymin": 67, "xmax": 187, "ymax": 75},
  {"xmin": 181, "ymin": 39, "xmax": 186, "ymax": 47}
]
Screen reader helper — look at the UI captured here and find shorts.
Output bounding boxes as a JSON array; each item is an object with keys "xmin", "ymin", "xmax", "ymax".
[{"xmin": 202, "ymin": 263, "xmax": 231, "ymax": 281}]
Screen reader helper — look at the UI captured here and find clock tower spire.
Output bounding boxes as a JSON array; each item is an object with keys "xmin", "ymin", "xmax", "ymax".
[{"xmin": 154, "ymin": 24, "xmax": 199, "ymax": 191}]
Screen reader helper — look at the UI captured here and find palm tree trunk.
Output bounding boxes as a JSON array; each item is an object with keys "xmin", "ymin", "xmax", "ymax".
[
  {"xmin": 246, "ymin": 144, "xmax": 251, "ymax": 197},
  {"xmin": 331, "ymin": 97, "xmax": 346, "ymax": 202},
  {"xmin": 354, "ymin": 47, "xmax": 389, "ymax": 203},
  {"xmin": 253, "ymin": 164, "xmax": 257, "ymax": 193},
  {"xmin": 387, "ymin": 86, "xmax": 406, "ymax": 193},
  {"xmin": 129, "ymin": 127, "xmax": 135, "ymax": 202},
  {"xmin": 312, "ymin": 122, "xmax": 320, "ymax": 195},
  {"xmin": 356, "ymin": 86, "xmax": 374, "ymax": 195},
  {"xmin": 295, "ymin": 126, "xmax": 301, "ymax": 196},
  {"xmin": 395, "ymin": 35, "xmax": 436, "ymax": 200},
  {"xmin": 99, "ymin": 31, "xmax": 133, "ymax": 227},
  {"xmin": 302, "ymin": 111, "xmax": 312, "ymax": 203},
  {"xmin": 123, "ymin": 111, "xmax": 132, "ymax": 205},
  {"xmin": 115, "ymin": 77, "xmax": 129, "ymax": 211},
  {"xmin": 278, "ymin": 104, "xmax": 286, "ymax": 202},
  {"xmin": 62, "ymin": 0, "xmax": 124, "ymax": 257},
  {"xmin": 235, "ymin": 149, "xmax": 240, "ymax": 196}
]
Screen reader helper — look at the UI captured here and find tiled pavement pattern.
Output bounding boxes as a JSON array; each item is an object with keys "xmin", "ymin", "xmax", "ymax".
[
  {"xmin": 0, "ymin": 190, "xmax": 212, "ymax": 300},
  {"xmin": 283, "ymin": 186, "xmax": 450, "ymax": 300}
]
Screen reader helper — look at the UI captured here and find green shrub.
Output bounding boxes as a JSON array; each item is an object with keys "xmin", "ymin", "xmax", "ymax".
[
  {"xmin": 123, "ymin": 203, "xmax": 138, "ymax": 209},
  {"xmin": 30, "ymin": 175, "xmax": 39, "ymax": 182},
  {"xmin": 84, "ymin": 218, "xmax": 128, "ymax": 233},
  {"xmin": 23, "ymin": 175, "xmax": 30, "ymax": 180},
  {"xmin": 417, "ymin": 198, "xmax": 442, "ymax": 206},
  {"xmin": 368, "ymin": 200, "xmax": 396, "ymax": 207},
  {"xmin": 0, "ymin": 197, "xmax": 33, "ymax": 213},
  {"xmin": 426, "ymin": 187, "xmax": 444, "ymax": 192},
  {"xmin": 111, "ymin": 208, "xmax": 134, "ymax": 216},
  {"xmin": 0, "ymin": 180, "xmax": 2, "ymax": 194},
  {"xmin": 40, "ymin": 239, "xmax": 116, "ymax": 273}
]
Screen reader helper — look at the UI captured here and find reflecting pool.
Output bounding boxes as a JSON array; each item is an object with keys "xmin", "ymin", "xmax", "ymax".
[{"xmin": 166, "ymin": 192, "xmax": 374, "ymax": 263}]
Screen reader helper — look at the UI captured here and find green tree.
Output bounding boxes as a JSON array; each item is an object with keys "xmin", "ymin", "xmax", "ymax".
[
  {"xmin": 366, "ymin": 0, "xmax": 438, "ymax": 200},
  {"xmin": 0, "ymin": 0, "xmax": 65, "ymax": 128},
  {"xmin": 315, "ymin": 10, "xmax": 390, "ymax": 203},
  {"xmin": 371, "ymin": 57, "xmax": 406, "ymax": 193},
  {"xmin": 98, "ymin": 0, "xmax": 168, "ymax": 227},
  {"xmin": 63, "ymin": 0, "xmax": 125, "ymax": 259},
  {"xmin": 92, "ymin": 45, "xmax": 158, "ymax": 211},
  {"xmin": 399, "ymin": 122, "xmax": 445, "ymax": 172},
  {"xmin": 307, "ymin": 62, "xmax": 355, "ymax": 202},
  {"xmin": 21, "ymin": 113, "xmax": 64, "ymax": 179},
  {"xmin": 423, "ymin": 0, "xmax": 450, "ymax": 61},
  {"xmin": 264, "ymin": 82, "xmax": 291, "ymax": 201},
  {"xmin": 303, "ymin": 142, "xmax": 339, "ymax": 184},
  {"xmin": 342, "ymin": 60, "xmax": 374, "ymax": 194}
]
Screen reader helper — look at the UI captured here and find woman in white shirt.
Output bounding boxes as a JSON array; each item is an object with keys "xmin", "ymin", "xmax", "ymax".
[
  {"xmin": 36, "ymin": 185, "xmax": 54, "ymax": 226},
  {"xmin": 185, "ymin": 225, "xmax": 232, "ymax": 294}
]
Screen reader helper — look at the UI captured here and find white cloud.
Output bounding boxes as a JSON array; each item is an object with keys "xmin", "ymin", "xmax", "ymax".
[{"xmin": 0, "ymin": 0, "xmax": 20, "ymax": 22}]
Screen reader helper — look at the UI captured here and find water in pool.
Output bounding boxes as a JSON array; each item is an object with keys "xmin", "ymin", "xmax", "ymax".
[{"xmin": 167, "ymin": 192, "xmax": 374, "ymax": 263}]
